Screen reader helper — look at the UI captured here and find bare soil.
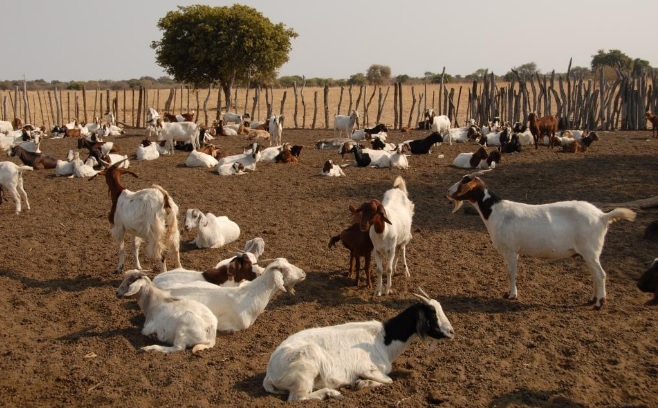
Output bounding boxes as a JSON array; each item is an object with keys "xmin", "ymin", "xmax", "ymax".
[{"xmin": 1, "ymin": 127, "xmax": 657, "ymax": 407}]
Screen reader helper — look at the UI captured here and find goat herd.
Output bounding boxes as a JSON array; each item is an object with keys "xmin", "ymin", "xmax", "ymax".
[{"xmin": 1, "ymin": 108, "xmax": 657, "ymax": 404}]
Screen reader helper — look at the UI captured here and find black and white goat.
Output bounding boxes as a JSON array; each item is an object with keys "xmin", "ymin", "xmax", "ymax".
[
  {"xmin": 263, "ymin": 289, "xmax": 454, "ymax": 401},
  {"xmin": 447, "ymin": 173, "xmax": 636, "ymax": 309}
]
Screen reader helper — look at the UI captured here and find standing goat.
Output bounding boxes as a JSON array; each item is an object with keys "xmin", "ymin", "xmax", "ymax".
[
  {"xmin": 91, "ymin": 159, "xmax": 182, "ymax": 273},
  {"xmin": 269, "ymin": 115, "xmax": 284, "ymax": 146},
  {"xmin": 350, "ymin": 176, "xmax": 414, "ymax": 296},
  {"xmin": 528, "ymin": 112, "xmax": 558, "ymax": 149},
  {"xmin": 334, "ymin": 110, "xmax": 359, "ymax": 138},
  {"xmin": 116, "ymin": 271, "xmax": 217, "ymax": 353},
  {"xmin": 263, "ymin": 289, "xmax": 454, "ymax": 401},
  {"xmin": 447, "ymin": 174, "xmax": 636, "ymax": 309},
  {"xmin": 0, "ymin": 161, "xmax": 32, "ymax": 214}
]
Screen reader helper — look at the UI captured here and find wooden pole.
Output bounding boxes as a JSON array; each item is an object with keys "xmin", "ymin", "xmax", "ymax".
[{"xmin": 323, "ymin": 85, "xmax": 329, "ymax": 129}]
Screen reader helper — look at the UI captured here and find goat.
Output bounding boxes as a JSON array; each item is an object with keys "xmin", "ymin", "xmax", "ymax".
[
  {"xmin": 55, "ymin": 150, "xmax": 76, "ymax": 177},
  {"xmin": 328, "ymin": 219, "xmax": 373, "ymax": 288},
  {"xmin": 216, "ymin": 142, "xmax": 261, "ymax": 171},
  {"xmin": 116, "ymin": 271, "xmax": 217, "ymax": 353},
  {"xmin": 198, "ymin": 143, "xmax": 223, "ymax": 159},
  {"xmin": 390, "ymin": 144, "xmax": 410, "ymax": 169},
  {"xmin": 447, "ymin": 125, "xmax": 482, "ymax": 144},
  {"xmin": 478, "ymin": 126, "xmax": 510, "ymax": 147},
  {"xmin": 91, "ymin": 159, "xmax": 182, "ymax": 273},
  {"xmin": 0, "ymin": 161, "xmax": 32, "ymax": 214},
  {"xmin": 183, "ymin": 208, "xmax": 240, "ymax": 249},
  {"xmin": 352, "ymin": 123, "xmax": 388, "ymax": 141},
  {"xmin": 401, "ymin": 132, "xmax": 443, "ymax": 154},
  {"xmin": 155, "ymin": 119, "xmax": 200, "ymax": 154},
  {"xmin": 350, "ymin": 176, "xmax": 414, "ymax": 296},
  {"xmin": 185, "ymin": 150, "xmax": 219, "ymax": 168},
  {"xmin": 315, "ymin": 138, "xmax": 353, "ymax": 150},
  {"xmin": 71, "ymin": 151, "xmax": 98, "ymax": 178},
  {"xmin": 447, "ymin": 174, "xmax": 636, "ymax": 309},
  {"xmin": 166, "ymin": 258, "xmax": 306, "ymax": 332},
  {"xmin": 0, "ymin": 120, "xmax": 12, "ymax": 134},
  {"xmin": 528, "ymin": 112, "xmax": 558, "ymax": 149},
  {"xmin": 153, "ymin": 253, "xmax": 259, "ymax": 290},
  {"xmin": 247, "ymin": 129, "xmax": 271, "ymax": 145},
  {"xmin": 321, "ymin": 159, "xmax": 346, "ymax": 177},
  {"xmin": 274, "ymin": 144, "xmax": 302, "ymax": 164},
  {"xmin": 8, "ymin": 145, "xmax": 58, "ymax": 170},
  {"xmin": 214, "ymin": 119, "xmax": 239, "ymax": 136},
  {"xmin": 136, "ymin": 139, "xmax": 160, "ymax": 161},
  {"xmin": 216, "ymin": 161, "xmax": 246, "ymax": 176},
  {"xmin": 370, "ymin": 135, "xmax": 397, "ymax": 152},
  {"xmin": 644, "ymin": 221, "xmax": 658, "ymax": 241},
  {"xmin": 269, "ymin": 115, "xmax": 284, "ymax": 146},
  {"xmin": 263, "ymin": 289, "xmax": 454, "ymax": 401},
  {"xmin": 334, "ymin": 110, "xmax": 359, "ymax": 138},
  {"xmin": 222, "ymin": 112, "xmax": 243, "ymax": 125},
  {"xmin": 500, "ymin": 133, "xmax": 523, "ymax": 153},
  {"xmin": 560, "ymin": 132, "xmax": 599, "ymax": 153},
  {"xmin": 637, "ymin": 259, "xmax": 658, "ymax": 305},
  {"xmin": 646, "ymin": 112, "xmax": 658, "ymax": 138},
  {"xmin": 430, "ymin": 114, "xmax": 451, "ymax": 143},
  {"xmin": 453, "ymin": 146, "xmax": 501, "ymax": 169}
]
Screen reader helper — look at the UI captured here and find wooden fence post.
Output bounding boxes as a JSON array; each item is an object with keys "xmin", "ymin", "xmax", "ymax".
[
  {"xmin": 312, "ymin": 90, "xmax": 318, "ymax": 130},
  {"xmin": 323, "ymin": 85, "xmax": 329, "ymax": 129}
]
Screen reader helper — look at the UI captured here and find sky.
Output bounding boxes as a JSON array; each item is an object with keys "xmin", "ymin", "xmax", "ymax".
[{"xmin": 4, "ymin": 0, "xmax": 657, "ymax": 82}]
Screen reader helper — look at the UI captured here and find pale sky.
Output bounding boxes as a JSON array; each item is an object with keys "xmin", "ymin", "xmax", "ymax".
[{"xmin": 5, "ymin": 0, "xmax": 656, "ymax": 82}]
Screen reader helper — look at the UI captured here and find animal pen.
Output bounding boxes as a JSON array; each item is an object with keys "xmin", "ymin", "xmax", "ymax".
[{"xmin": 3, "ymin": 63, "xmax": 657, "ymax": 132}]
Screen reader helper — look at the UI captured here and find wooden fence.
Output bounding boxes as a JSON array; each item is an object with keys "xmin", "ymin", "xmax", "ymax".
[{"xmin": 2, "ymin": 65, "xmax": 656, "ymax": 132}]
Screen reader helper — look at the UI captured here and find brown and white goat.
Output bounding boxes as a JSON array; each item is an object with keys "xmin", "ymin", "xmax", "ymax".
[
  {"xmin": 153, "ymin": 253, "xmax": 259, "ymax": 290},
  {"xmin": 91, "ymin": 159, "xmax": 182, "ymax": 273},
  {"xmin": 275, "ymin": 144, "xmax": 303, "ymax": 163},
  {"xmin": 560, "ymin": 132, "xmax": 599, "ymax": 153},
  {"xmin": 9, "ymin": 145, "xmax": 58, "ymax": 170},
  {"xmin": 528, "ymin": 112, "xmax": 558, "ymax": 149}
]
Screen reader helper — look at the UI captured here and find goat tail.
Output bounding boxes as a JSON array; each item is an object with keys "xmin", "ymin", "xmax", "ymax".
[
  {"xmin": 393, "ymin": 176, "xmax": 408, "ymax": 195},
  {"xmin": 151, "ymin": 184, "xmax": 180, "ymax": 259},
  {"xmin": 602, "ymin": 207, "xmax": 636, "ymax": 224},
  {"xmin": 328, "ymin": 234, "xmax": 341, "ymax": 248}
]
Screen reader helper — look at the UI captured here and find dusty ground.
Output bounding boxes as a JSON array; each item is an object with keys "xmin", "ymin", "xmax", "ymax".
[{"xmin": 0, "ymin": 126, "xmax": 657, "ymax": 408}]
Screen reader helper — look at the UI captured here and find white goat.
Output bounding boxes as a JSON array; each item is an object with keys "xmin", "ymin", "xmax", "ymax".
[
  {"xmin": 269, "ymin": 115, "xmax": 284, "ymax": 146},
  {"xmin": 389, "ymin": 145, "xmax": 410, "ymax": 169},
  {"xmin": 216, "ymin": 162, "xmax": 246, "ymax": 176},
  {"xmin": 216, "ymin": 142, "xmax": 261, "ymax": 172},
  {"xmin": 155, "ymin": 119, "xmax": 200, "ymax": 154},
  {"xmin": 183, "ymin": 208, "xmax": 240, "ymax": 249},
  {"xmin": 0, "ymin": 120, "xmax": 12, "ymax": 134},
  {"xmin": 334, "ymin": 110, "xmax": 359, "ymax": 138},
  {"xmin": 166, "ymin": 258, "xmax": 306, "ymax": 332},
  {"xmin": 447, "ymin": 174, "xmax": 636, "ymax": 309},
  {"xmin": 55, "ymin": 150, "xmax": 76, "ymax": 177},
  {"xmin": 71, "ymin": 152, "xmax": 98, "ymax": 178},
  {"xmin": 263, "ymin": 289, "xmax": 454, "ymax": 401},
  {"xmin": 321, "ymin": 159, "xmax": 345, "ymax": 177},
  {"xmin": 222, "ymin": 112, "xmax": 243, "ymax": 125},
  {"xmin": 116, "ymin": 271, "xmax": 217, "ymax": 353},
  {"xmin": 0, "ymin": 161, "xmax": 32, "ymax": 214},
  {"xmin": 185, "ymin": 151, "xmax": 219, "ymax": 168},
  {"xmin": 136, "ymin": 140, "xmax": 160, "ymax": 161},
  {"xmin": 430, "ymin": 114, "xmax": 451, "ymax": 143},
  {"xmin": 351, "ymin": 176, "xmax": 414, "ymax": 296},
  {"xmin": 92, "ymin": 160, "xmax": 182, "ymax": 273}
]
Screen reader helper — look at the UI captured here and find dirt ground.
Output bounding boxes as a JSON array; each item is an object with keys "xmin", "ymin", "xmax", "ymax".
[{"xmin": 1, "ymin": 125, "xmax": 657, "ymax": 408}]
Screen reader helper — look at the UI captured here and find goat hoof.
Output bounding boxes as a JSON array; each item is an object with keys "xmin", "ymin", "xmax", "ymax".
[{"xmin": 503, "ymin": 293, "xmax": 517, "ymax": 300}]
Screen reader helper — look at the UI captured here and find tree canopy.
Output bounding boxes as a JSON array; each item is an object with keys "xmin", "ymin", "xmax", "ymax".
[
  {"xmin": 591, "ymin": 49, "xmax": 632, "ymax": 70},
  {"xmin": 366, "ymin": 64, "xmax": 391, "ymax": 85},
  {"xmin": 151, "ymin": 4, "xmax": 297, "ymax": 109},
  {"xmin": 504, "ymin": 62, "xmax": 540, "ymax": 81}
]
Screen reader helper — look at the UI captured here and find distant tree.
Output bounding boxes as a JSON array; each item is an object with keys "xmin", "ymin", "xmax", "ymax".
[
  {"xmin": 591, "ymin": 49, "xmax": 632, "ymax": 70},
  {"xmin": 366, "ymin": 64, "xmax": 391, "ymax": 85},
  {"xmin": 569, "ymin": 66, "xmax": 591, "ymax": 78},
  {"xmin": 429, "ymin": 73, "xmax": 453, "ymax": 84},
  {"xmin": 395, "ymin": 74, "xmax": 410, "ymax": 83},
  {"xmin": 631, "ymin": 58, "xmax": 651, "ymax": 76},
  {"xmin": 504, "ymin": 62, "xmax": 540, "ymax": 81},
  {"xmin": 278, "ymin": 75, "xmax": 304, "ymax": 87},
  {"xmin": 152, "ymin": 4, "xmax": 297, "ymax": 109},
  {"xmin": 464, "ymin": 68, "xmax": 489, "ymax": 81},
  {"xmin": 348, "ymin": 73, "xmax": 366, "ymax": 86}
]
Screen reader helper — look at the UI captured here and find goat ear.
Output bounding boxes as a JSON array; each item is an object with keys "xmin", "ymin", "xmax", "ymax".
[
  {"xmin": 273, "ymin": 270, "xmax": 286, "ymax": 293},
  {"xmin": 377, "ymin": 204, "xmax": 392, "ymax": 225},
  {"xmin": 348, "ymin": 204, "xmax": 358, "ymax": 214},
  {"xmin": 124, "ymin": 278, "xmax": 146, "ymax": 297},
  {"xmin": 416, "ymin": 307, "xmax": 428, "ymax": 339}
]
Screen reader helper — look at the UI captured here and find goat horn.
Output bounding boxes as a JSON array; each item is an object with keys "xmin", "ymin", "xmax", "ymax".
[
  {"xmin": 468, "ymin": 168, "xmax": 493, "ymax": 178},
  {"xmin": 107, "ymin": 158, "xmax": 128, "ymax": 170},
  {"xmin": 412, "ymin": 286, "xmax": 432, "ymax": 304}
]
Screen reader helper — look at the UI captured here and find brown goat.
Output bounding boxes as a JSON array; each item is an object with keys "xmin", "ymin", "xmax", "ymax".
[
  {"xmin": 201, "ymin": 253, "xmax": 258, "ymax": 285},
  {"xmin": 528, "ymin": 112, "xmax": 558, "ymax": 149},
  {"xmin": 9, "ymin": 145, "xmax": 58, "ymax": 170},
  {"xmin": 561, "ymin": 132, "xmax": 599, "ymax": 153},
  {"xmin": 646, "ymin": 112, "xmax": 658, "ymax": 138},
  {"xmin": 329, "ymin": 223, "xmax": 373, "ymax": 288}
]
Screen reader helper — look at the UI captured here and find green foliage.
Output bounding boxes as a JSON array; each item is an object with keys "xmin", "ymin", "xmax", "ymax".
[
  {"xmin": 365, "ymin": 64, "xmax": 391, "ymax": 85},
  {"xmin": 591, "ymin": 49, "xmax": 632, "ymax": 70},
  {"xmin": 464, "ymin": 68, "xmax": 489, "ymax": 81},
  {"xmin": 395, "ymin": 74, "xmax": 410, "ymax": 83},
  {"xmin": 503, "ymin": 62, "xmax": 539, "ymax": 81},
  {"xmin": 151, "ymin": 4, "xmax": 297, "ymax": 106},
  {"xmin": 348, "ymin": 73, "xmax": 366, "ymax": 86},
  {"xmin": 278, "ymin": 75, "xmax": 305, "ymax": 87},
  {"xmin": 631, "ymin": 58, "xmax": 651, "ymax": 76}
]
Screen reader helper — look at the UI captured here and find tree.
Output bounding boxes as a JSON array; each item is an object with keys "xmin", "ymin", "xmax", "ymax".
[
  {"xmin": 347, "ymin": 73, "xmax": 366, "ymax": 86},
  {"xmin": 395, "ymin": 74, "xmax": 410, "ymax": 83},
  {"xmin": 591, "ymin": 49, "xmax": 632, "ymax": 70},
  {"xmin": 465, "ymin": 68, "xmax": 489, "ymax": 81},
  {"xmin": 152, "ymin": 4, "xmax": 297, "ymax": 110},
  {"xmin": 504, "ymin": 62, "xmax": 539, "ymax": 81},
  {"xmin": 366, "ymin": 64, "xmax": 391, "ymax": 85},
  {"xmin": 631, "ymin": 58, "xmax": 651, "ymax": 76}
]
